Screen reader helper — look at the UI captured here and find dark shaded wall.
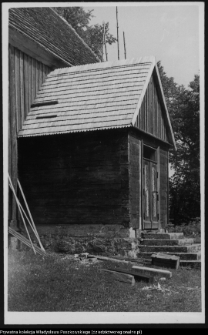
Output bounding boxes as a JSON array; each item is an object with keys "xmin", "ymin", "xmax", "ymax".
[
  {"xmin": 18, "ymin": 129, "xmax": 130, "ymax": 227},
  {"xmin": 128, "ymin": 134, "xmax": 142, "ymax": 230},
  {"xmin": 160, "ymin": 148, "xmax": 169, "ymax": 227}
]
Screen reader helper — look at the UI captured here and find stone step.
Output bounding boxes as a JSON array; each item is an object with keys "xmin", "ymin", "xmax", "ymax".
[
  {"xmin": 140, "ymin": 238, "xmax": 195, "ymax": 246},
  {"xmin": 137, "ymin": 252, "xmax": 201, "ymax": 261},
  {"xmin": 179, "ymin": 260, "xmax": 201, "ymax": 269},
  {"xmin": 141, "ymin": 232, "xmax": 184, "ymax": 240},
  {"xmin": 139, "ymin": 244, "xmax": 201, "ymax": 253}
]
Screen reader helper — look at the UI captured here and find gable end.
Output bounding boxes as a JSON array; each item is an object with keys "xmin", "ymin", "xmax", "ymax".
[{"xmin": 133, "ymin": 68, "xmax": 175, "ymax": 148}]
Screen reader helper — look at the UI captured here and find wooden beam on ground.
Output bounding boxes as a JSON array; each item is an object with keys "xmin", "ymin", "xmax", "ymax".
[
  {"xmin": 103, "ymin": 267, "xmax": 154, "ymax": 284},
  {"xmin": 132, "ymin": 265, "xmax": 172, "ymax": 279},
  {"xmin": 151, "ymin": 253, "xmax": 180, "ymax": 269},
  {"xmin": 100, "ymin": 268, "xmax": 135, "ymax": 286}
]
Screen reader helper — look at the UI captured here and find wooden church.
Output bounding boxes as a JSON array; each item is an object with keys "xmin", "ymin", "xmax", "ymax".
[{"xmin": 18, "ymin": 56, "xmax": 176, "ymax": 245}]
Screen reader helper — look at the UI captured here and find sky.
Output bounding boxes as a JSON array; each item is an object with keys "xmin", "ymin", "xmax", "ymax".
[{"xmin": 84, "ymin": 3, "xmax": 201, "ymax": 88}]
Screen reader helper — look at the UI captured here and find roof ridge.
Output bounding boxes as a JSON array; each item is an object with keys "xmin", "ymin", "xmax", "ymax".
[
  {"xmin": 49, "ymin": 57, "xmax": 156, "ymax": 76},
  {"xmin": 48, "ymin": 62, "xmax": 153, "ymax": 78}
]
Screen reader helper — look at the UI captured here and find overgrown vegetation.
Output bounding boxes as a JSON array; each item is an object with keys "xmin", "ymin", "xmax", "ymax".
[
  {"xmin": 8, "ymin": 250, "xmax": 201, "ymax": 312},
  {"xmin": 168, "ymin": 218, "xmax": 201, "ymax": 242},
  {"xmin": 158, "ymin": 63, "xmax": 200, "ymax": 224}
]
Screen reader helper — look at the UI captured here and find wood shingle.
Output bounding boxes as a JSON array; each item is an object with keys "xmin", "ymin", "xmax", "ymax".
[
  {"xmin": 18, "ymin": 57, "xmax": 176, "ymax": 149},
  {"xmin": 9, "ymin": 7, "xmax": 100, "ymax": 66}
]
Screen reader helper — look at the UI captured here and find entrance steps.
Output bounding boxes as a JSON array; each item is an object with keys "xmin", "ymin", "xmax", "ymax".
[{"xmin": 139, "ymin": 231, "xmax": 201, "ymax": 268}]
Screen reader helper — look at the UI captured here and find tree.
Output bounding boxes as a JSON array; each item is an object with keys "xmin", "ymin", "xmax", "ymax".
[
  {"xmin": 157, "ymin": 62, "xmax": 200, "ymax": 224},
  {"xmin": 53, "ymin": 7, "xmax": 116, "ymax": 60}
]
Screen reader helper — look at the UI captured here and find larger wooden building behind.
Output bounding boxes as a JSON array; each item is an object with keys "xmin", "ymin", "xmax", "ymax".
[{"xmin": 8, "ymin": 7, "xmax": 99, "ymax": 228}]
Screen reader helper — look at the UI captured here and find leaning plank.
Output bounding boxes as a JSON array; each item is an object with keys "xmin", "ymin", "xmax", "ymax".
[
  {"xmin": 132, "ymin": 265, "xmax": 172, "ymax": 278},
  {"xmin": 9, "ymin": 227, "xmax": 47, "ymax": 257},
  {"xmin": 100, "ymin": 268, "xmax": 135, "ymax": 286},
  {"xmin": 151, "ymin": 253, "xmax": 180, "ymax": 269}
]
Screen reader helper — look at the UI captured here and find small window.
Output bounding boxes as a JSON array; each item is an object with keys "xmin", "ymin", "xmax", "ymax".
[{"xmin": 143, "ymin": 145, "xmax": 156, "ymax": 162}]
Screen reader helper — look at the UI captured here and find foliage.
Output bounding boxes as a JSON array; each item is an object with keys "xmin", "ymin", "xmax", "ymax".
[
  {"xmin": 167, "ymin": 219, "xmax": 201, "ymax": 238},
  {"xmin": 157, "ymin": 62, "xmax": 200, "ymax": 224},
  {"xmin": 53, "ymin": 7, "xmax": 116, "ymax": 60}
]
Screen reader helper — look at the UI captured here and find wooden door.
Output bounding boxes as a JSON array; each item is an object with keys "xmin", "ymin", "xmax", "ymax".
[{"xmin": 143, "ymin": 159, "xmax": 159, "ymax": 229}]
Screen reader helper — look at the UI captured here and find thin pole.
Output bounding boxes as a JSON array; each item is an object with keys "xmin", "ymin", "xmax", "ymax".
[
  {"xmin": 123, "ymin": 31, "xmax": 127, "ymax": 59},
  {"xmin": 17, "ymin": 179, "xmax": 45, "ymax": 251},
  {"xmin": 103, "ymin": 23, "xmax": 108, "ymax": 61},
  {"xmin": 116, "ymin": 7, "xmax": 120, "ymax": 60},
  {"xmin": 8, "ymin": 174, "xmax": 36, "ymax": 254},
  {"xmin": 102, "ymin": 22, "xmax": 105, "ymax": 62}
]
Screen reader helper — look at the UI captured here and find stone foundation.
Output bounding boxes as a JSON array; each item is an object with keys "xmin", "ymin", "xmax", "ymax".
[{"xmin": 19, "ymin": 224, "xmax": 140, "ymax": 258}]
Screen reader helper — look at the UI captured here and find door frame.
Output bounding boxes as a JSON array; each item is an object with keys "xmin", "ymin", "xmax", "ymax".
[{"xmin": 141, "ymin": 143, "xmax": 160, "ymax": 230}]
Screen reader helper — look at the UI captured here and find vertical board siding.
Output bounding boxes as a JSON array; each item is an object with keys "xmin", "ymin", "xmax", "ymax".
[
  {"xmin": 160, "ymin": 148, "xmax": 168, "ymax": 228},
  {"xmin": 135, "ymin": 74, "xmax": 169, "ymax": 143},
  {"xmin": 9, "ymin": 45, "xmax": 18, "ymax": 222},
  {"xmin": 9, "ymin": 45, "xmax": 52, "ymax": 131},
  {"xmin": 8, "ymin": 44, "xmax": 52, "ymax": 223},
  {"xmin": 14, "ymin": 48, "xmax": 20, "ymax": 132}
]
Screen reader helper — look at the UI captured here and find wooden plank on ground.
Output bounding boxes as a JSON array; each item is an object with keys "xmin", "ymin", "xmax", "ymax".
[
  {"xmin": 103, "ymin": 267, "xmax": 154, "ymax": 284},
  {"xmin": 151, "ymin": 253, "xmax": 180, "ymax": 269},
  {"xmin": 100, "ymin": 268, "xmax": 135, "ymax": 286},
  {"xmin": 132, "ymin": 265, "xmax": 172, "ymax": 278}
]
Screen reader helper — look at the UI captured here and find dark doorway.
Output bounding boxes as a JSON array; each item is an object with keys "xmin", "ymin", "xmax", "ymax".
[{"xmin": 142, "ymin": 145, "xmax": 159, "ymax": 229}]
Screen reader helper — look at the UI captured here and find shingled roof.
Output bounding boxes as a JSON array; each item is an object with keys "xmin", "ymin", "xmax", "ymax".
[
  {"xmin": 18, "ymin": 56, "xmax": 176, "ymax": 148},
  {"xmin": 9, "ymin": 7, "xmax": 100, "ymax": 66}
]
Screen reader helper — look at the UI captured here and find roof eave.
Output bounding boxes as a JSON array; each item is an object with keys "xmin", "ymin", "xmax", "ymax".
[
  {"xmin": 18, "ymin": 124, "xmax": 132, "ymax": 138},
  {"xmin": 9, "ymin": 24, "xmax": 72, "ymax": 69}
]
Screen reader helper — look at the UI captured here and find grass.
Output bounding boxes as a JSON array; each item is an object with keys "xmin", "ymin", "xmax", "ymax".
[{"xmin": 8, "ymin": 249, "xmax": 201, "ymax": 312}]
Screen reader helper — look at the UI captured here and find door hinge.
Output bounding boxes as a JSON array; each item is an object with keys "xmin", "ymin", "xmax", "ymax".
[
  {"xmin": 157, "ymin": 194, "xmax": 159, "ymax": 201},
  {"xmin": 157, "ymin": 172, "xmax": 159, "ymax": 178},
  {"xmin": 157, "ymin": 214, "xmax": 159, "ymax": 220}
]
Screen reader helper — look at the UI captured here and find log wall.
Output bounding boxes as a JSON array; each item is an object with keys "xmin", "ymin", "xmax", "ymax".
[
  {"xmin": 128, "ymin": 134, "xmax": 142, "ymax": 230},
  {"xmin": 18, "ymin": 129, "xmax": 130, "ymax": 227}
]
